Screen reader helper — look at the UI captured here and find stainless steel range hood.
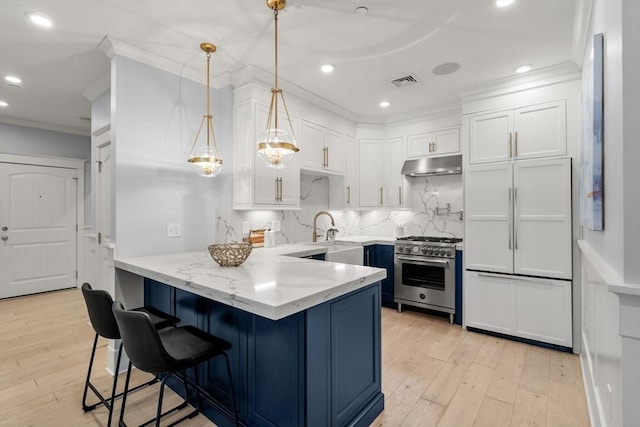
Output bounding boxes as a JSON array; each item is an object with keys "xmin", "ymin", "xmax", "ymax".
[{"xmin": 401, "ymin": 155, "xmax": 462, "ymax": 177}]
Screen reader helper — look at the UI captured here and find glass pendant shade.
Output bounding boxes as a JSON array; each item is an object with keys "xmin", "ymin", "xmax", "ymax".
[
  {"xmin": 257, "ymin": 0, "xmax": 300, "ymax": 168},
  {"xmin": 187, "ymin": 42, "xmax": 223, "ymax": 177}
]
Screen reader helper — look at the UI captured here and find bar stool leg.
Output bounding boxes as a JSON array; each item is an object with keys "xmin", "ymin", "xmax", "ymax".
[
  {"xmin": 106, "ymin": 341, "xmax": 124, "ymax": 427},
  {"xmin": 82, "ymin": 334, "xmax": 100, "ymax": 411},
  {"xmin": 117, "ymin": 361, "xmax": 133, "ymax": 427}
]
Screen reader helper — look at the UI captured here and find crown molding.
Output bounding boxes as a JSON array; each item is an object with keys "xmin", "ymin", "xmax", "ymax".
[
  {"xmin": 571, "ymin": 0, "xmax": 594, "ymax": 66},
  {"xmin": 459, "ymin": 61, "xmax": 581, "ymax": 103},
  {"xmin": 357, "ymin": 101, "xmax": 462, "ymax": 126},
  {"xmin": 97, "ymin": 36, "xmax": 231, "ymax": 89},
  {"xmin": 0, "ymin": 116, "xmax": 90, "ymax": 136},
  {"xmin": 83, "ymin": 71, "xmax": 110, "ymax": 102},
  {"xmin": 230, "ymin": 65, "xmax": 359, "ymax": 123}
]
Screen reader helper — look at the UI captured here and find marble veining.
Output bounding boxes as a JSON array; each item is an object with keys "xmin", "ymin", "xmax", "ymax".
[
  {"xmin": 115, "ymin": 244, "xmax": 386, "ymax": 320},
  {"xmin": 214, "ymin": 172, "xmax": 462, "ymax": 247}
]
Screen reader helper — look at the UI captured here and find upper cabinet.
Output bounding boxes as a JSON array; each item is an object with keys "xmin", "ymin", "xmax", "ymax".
[
  {"xmin": 358, "ymin": 136, "xmax": 407, "ymax": 209},
  {"xmin": 344, "ymin": 135, "xmax": 358, "ymax": 208},
  {"xmin": 406, "ymin": 127, "xmax": 460, "ymax": 158},
  {"xmin": 301, "ymin": 120, "xmax": 345, "ymax": 174},
  {"xmin": 233, "ymin": 97, "xmax": 300, "ymax": 210},
  {"xmin": 468, "ymin": 99, "xmax": 567, "ymax": 164}
]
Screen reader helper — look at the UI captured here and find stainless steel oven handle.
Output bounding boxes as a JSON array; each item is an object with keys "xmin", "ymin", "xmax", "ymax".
[{"xmin": 396, "ymin": 255, "xmax": 451, "ymax": 267}]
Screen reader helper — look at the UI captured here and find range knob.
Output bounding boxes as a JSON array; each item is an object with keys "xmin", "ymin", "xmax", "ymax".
[
  {"xmin": 412, "ymin": 246, "xmax": 420, "ymax": 254},
  {"xmin": 426, "ymin": 247, "xmax": 434, "ymax": 255},
  {"xmin": 443, "ymin": 249, "xmax": 451, "ymax": 257},
  {"xmin": 421, "ymin": 247, "xmax": 428, "ymax": 254}
]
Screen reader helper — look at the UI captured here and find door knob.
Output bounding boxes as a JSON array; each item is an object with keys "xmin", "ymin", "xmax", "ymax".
[{"xmin": 1, "ymin": 236, "xmax": 7, "ymax": 241}]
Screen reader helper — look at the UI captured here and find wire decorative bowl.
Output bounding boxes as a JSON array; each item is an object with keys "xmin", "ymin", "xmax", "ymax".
[{"xmin": 208, "ymin": 242, "xmax": 253, "ymax": 267}]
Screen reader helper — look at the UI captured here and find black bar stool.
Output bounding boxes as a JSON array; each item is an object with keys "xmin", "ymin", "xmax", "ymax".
[
  {"xmin": 112, "ymin": 301, "xmax": 238, "ymax": 427},
  {"xmin": 81, "ymin": 283, "xmax": 180, "ymax": 427}
]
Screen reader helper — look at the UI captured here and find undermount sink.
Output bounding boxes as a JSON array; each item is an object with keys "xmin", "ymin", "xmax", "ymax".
[{"xmin": 315, "ymin": 243, "xmax": 364, "ymax": 266}]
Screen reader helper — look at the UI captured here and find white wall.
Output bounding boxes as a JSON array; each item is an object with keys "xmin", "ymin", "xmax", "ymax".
[
  {"xmin": 0, "ymin": 122, "xmax": 91, "ymax": 221},
  {"xmin": 111, "ymin": 55, "xmax": 234, "ymax": 258},
  {"xmin": 580, "ymin": 0, "xmax": 640, "ymax": 426}
]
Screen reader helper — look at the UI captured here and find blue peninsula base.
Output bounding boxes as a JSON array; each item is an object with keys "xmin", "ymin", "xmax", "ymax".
[{"xmin": 143, "ymin": 279, "xmax": 384, "ymax": 427}]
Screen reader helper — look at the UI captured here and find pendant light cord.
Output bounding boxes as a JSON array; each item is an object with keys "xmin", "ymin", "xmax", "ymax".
[{"xmin": 206, "ymin": 50, "xmax": 211, "ymax": 149}]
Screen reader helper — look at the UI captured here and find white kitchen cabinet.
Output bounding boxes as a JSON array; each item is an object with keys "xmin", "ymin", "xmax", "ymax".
[
  {"xmin": 358, "ymin": 138, "xmax": 384, "ymax": 207},
  {"xmin": 301, "ymin": 120, "xmax": 345, "ymax": 174},
  {"xmin": 465, "ymin": 158, "xmax": 572, "ymax": 279},
  {"xmin": 233, "ymin": 99, "xmax": 300, "ymax": 209},
  {"xmin": 358, "ymin": 136, "xmax": 406, "ymax": 208},
  {"xmin": 406, "ymin": 127, "xmax": 460, "ymax": 158},
  {"xmin": 384, "ymin": 136, "xmax": 405, "ymax": 207},
  {"xmin": 468, "ymin": 100, "xmax": 566, "ymax": 164},
  {"xmin": 345, "ymin": 135, "xmax": 358, "ymax": 207},
  {"xmin": 464, "ymin": 271, "xmax": 572, "ymax": 347}
]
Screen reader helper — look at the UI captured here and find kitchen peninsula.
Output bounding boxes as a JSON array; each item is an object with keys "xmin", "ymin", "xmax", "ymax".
[{"xmin": 114, "ymin": 244, "xmax": 387, "ymax": 427}]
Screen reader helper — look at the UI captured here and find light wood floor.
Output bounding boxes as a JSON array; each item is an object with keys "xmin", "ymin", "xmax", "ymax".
[{"xmin": 0, "ymin": 288, "xmax": 590, "ymax": 426}]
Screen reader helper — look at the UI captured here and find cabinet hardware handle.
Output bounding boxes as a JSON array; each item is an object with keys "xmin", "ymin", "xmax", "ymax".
[
  {"xmin": 347, "ymin": 185, "xmax": 351, "ymax": 204},
  {"xmin": 433, "ymin": 141, "xmax": 437, "ymax": 153},
  {"xmin": 478, "ymin": 273, "xmax": 512, "ymax": 280},
  {"xmin": 399, "ymin": 186, "xmax": 402, "ymax": 205},
  {"xmin": 326, "ymin": 147, "xmax": 329, "ymax": 168},
  {"xmin": 275, "ymin": 178, "xmax": 279, "ymax": 201},
  {"xmin": 514, "ymin": 131, "xmax": 518, "ymax": 157},
  {"xmin": 509, "ymin": 133, "xmax": 513, "ymax": 158},
  {"xmin": 508, "ymin": 188, "xmax": 512, "ymax": 250},
  {"xmin": 380, "ymin": 187, "xmax": 383, "ymax": 205},
  {"xmin": 429, "ymin": 142, "xmax": 433, "ymax": 153},
  {"xmin": 1, "ymin": 235, "xmax": 7, "ymax": 241},
  {"xmin": 280, "ymin": 178, "xmax": 284, "ymax": 202},
  {"xmin": 366, "ymin": 250, "xmax": 370, "ymax": 265},
  {"xmin": 514, "ymin": 187, "xmax": 518, "ymax": 250}
]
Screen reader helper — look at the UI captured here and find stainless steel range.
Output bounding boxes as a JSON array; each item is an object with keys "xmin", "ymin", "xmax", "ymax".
[{"xmin": 394, "ymin": 236, "xmax": 462, "ymax": 323}]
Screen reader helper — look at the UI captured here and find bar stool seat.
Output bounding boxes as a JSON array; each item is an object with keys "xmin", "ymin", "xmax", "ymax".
[
  {"xmin": 112, "ymin": 301, "xmax": 238, "ymax": 427},
  {"xmin": 81, "ymin": 283, "xmax": 180, "ymax": 427}
]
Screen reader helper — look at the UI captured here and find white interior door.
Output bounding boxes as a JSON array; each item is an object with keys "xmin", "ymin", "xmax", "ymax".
[
  {"xmin": 95, "ymin": 133, "xmax": 114, "ymax": 295},
  {"xmin": 0, "ymin": 162, "xmax": 77, "ymax": 298}
]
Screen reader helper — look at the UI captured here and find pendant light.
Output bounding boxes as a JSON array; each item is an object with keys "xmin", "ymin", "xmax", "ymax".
[
  {"xmin": 257, "ymin": 0, "xmax": 300, "ymax": 169},
  {"xmin": 187, "ymin": 42, "xmax": 223, "ymax": 177}
]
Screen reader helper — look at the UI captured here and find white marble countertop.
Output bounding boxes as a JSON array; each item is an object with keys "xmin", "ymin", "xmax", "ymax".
[{"xmin": 115, "ymin": 244, "xmax": 387, "ymax": 321}]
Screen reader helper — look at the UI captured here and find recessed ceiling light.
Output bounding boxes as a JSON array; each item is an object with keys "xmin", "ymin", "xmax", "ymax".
[
  {"xmin": 354, "ymin": 6, "xmax": 368, "ymax": 16},
  {"xmin": 495, "ymin": 0, "xmax": 515, "ymax": 7},
  {"xmin": 379, "ymin": 101, "xmax": 390, "ymax": 108},
  {"xmin": 5, "ymin": 76, "xmax": 22, "ymax": 84},
  {"xmin": 515, "ymin": 64, "xmax": 532, "ymax": 73},
  {"xmin": 320, "ymin": 64, "xmax": 335, "ymax": 73},
  {"xmin": 0, "ymin": 100, "xmax": 8, "ymax": 107},
  {"xmin": 25, "ymin": 12, "xmax": 53, "ymax": 28}
]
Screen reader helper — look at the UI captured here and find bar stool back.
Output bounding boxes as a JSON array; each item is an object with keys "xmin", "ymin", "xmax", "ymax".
[
  {"xmin": 81, "ymin": 283, "xmax": 179, "ymax": 426},
  {"xmin": 112, "ymin": 301, "xmax": 238, "ymax": 427}
]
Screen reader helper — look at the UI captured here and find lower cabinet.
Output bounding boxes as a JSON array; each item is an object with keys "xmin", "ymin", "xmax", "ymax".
[
  {"xmin": 364, "ymin": 245, "xmax": 395, "ymax": 308},
  {"xmin": 144, "ymin": 279, "xmax": 383, "ymax": 427},
  {"xmin": 464, "ymin": 271, "xmax": 572, "ymax": 347}
]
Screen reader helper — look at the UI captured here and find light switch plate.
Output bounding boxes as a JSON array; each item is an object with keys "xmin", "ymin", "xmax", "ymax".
[{"xmin": 167, "ymin": 223, "xmax": 181, "ymax": 237}]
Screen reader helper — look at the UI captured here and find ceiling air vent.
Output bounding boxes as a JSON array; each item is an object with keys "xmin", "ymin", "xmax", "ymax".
[{"xmin": 390, "ymin": 74, "xmax": 420, "ymax": 88}]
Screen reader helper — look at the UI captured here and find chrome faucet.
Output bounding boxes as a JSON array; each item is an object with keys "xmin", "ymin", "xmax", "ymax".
[{"xmin": 312, "ymin": 211, "xmax": 335, "ymax": 242}]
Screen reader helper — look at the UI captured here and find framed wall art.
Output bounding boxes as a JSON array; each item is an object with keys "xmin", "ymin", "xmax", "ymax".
[{"xmin": 580, "ymin": 33, "xmax": 604, "ymax": 231}]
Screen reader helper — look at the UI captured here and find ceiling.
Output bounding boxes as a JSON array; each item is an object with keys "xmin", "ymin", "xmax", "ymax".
[{"xmin": 0, "ymin": 0, "xmax": 583, "ymax": 136}]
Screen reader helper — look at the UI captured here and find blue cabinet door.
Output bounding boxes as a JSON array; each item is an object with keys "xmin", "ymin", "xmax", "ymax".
[{"xmin": 374, "ymin": 245, "xmax": 395, "ymax": 308}]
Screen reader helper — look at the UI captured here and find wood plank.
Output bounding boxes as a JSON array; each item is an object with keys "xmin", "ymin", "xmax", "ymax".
[
  {"xmin": 436, "ymin": 363, "xmax": 495, "ymax": 427},
  {"xmin": 473, "ymin": 336, "xmax": 506, "ymax": 368},
  {"xmin": 518, "ymin": 346, "xmax": 550, "ymax": 396},
  {"xmin": 549, "ymin": 350, "xmax": 580, "ymax": 386},
  {"xmin": 510, "ymin": 389, "xmax": 548, "ymax": 427},
  {"xmin": 485, "ymin": 340, "xmax": 527, "ymax": 404},
  {"xmin": 400, "ymin": 398, "xmax": 446, "ymax": 427},
  {"xmin": 473, "ymin": 396, "xmax": 513, "ymax": 427},
  {"xmin": 547, "ymin": 379, "xmax": 590, "ymax": 426}
]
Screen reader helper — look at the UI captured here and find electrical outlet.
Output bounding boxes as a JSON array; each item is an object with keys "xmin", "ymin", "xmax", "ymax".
[
  {"xmin": 166, "ymin": 223, "xmax": 181, "ymax": 238},
  {"xmin": 272, "ymin": 220, "xmax": 281, "ymax": 232},
  {"xmin": 242, "ymin": 221, "xmax": 250, "ymax": 235}
]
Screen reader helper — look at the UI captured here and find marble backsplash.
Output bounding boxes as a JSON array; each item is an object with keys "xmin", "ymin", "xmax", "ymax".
[{"xmin": 215, "ymin": 173, "xmax": 463, "ymax": 245}]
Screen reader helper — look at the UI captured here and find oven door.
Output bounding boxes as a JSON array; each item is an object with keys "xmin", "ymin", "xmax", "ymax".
[{"xmin": 394, "ymin": 254, "xmax": 455, "ymax": 310}]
